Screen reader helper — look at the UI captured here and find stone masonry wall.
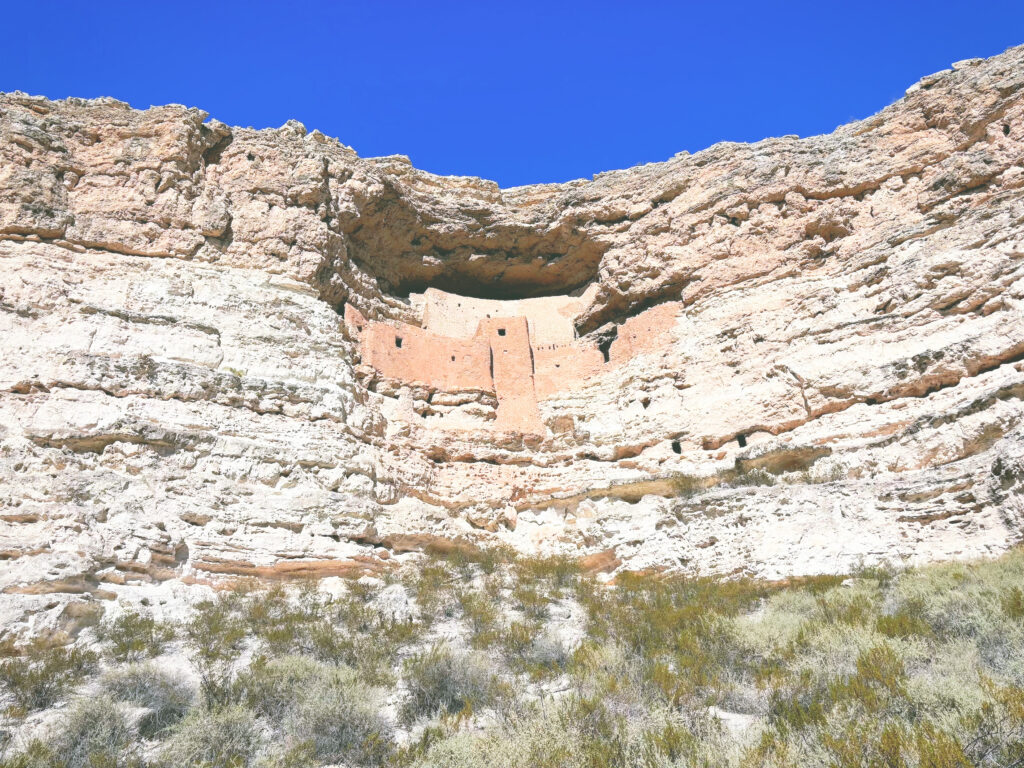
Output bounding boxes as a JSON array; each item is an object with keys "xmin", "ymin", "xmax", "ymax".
[{"xmin": 350, "ymin": 293, "xmax": 681, "ymax": 433}]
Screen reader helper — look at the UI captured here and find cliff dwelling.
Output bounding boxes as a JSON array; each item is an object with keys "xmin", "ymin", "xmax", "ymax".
[{"xmin": 345, "ymin": 287, "xmax": 681, "ymax": 435}]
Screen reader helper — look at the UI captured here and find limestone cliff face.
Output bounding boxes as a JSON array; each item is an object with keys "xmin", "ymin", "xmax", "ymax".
[{"xmin": 2, "ymin": 46, "xmax": 1024, "ymax": 617}]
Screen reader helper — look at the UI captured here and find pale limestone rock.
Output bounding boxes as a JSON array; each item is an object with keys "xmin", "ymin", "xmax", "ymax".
[{"xmin": 0, "ymin": 47, "xmax": 1023, "ymax": 629}]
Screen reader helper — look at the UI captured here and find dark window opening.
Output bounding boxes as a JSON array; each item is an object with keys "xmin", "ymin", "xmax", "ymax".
[
  {"xmin": 596, "ymin": 327, "xmax": 617, "ymax": 364},
  {"xmin": 497, "ymin": 328, "xmax": 506, "ymax": 336},
  {"xmin": 1004, "ymin": 124, "xmax": 1011, "ymax": 136},
  {"xmin": 395, "ymin": 336, "xmax": 403, "ymax": 348},
  {"xmin": 671, "ymin": 440, "xmax": 682, "ymax": 454},
  {"xmin": 737, "ymin": 433, "xmax": 747, "ymax": 447},
  {"xmin": 450, "ymin": 355, "xmax": 456, "ymax": 361},
  {"xmin": 555, "ymin": 363, "xmax": 560, "ymax": 368}
]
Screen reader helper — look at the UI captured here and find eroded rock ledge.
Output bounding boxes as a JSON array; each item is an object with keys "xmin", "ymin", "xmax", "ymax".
[{"xmin": 1, "ymin": 47, "xmax": 1024, "ymax": 619}]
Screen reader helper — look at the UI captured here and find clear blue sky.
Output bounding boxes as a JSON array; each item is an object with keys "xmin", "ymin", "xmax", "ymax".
[{"xmin": 4, "ymin": 1, "xmax": 1023, "ymax": 187}]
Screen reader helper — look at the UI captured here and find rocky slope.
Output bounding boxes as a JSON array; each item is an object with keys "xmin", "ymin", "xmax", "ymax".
[{"xmin": 2, "ymin": 46, "xmax": 1024, "ymax": 631}]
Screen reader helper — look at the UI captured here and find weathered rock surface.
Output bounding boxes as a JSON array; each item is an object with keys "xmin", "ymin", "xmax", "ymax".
[{"xmin": 2, "ymin": 47, "xmax": 1024, "ymax": 627}]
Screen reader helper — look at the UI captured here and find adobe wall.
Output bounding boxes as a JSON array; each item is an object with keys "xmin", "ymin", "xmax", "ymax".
[
  {"xmin": 359, "ymin": 320, "xmax": 493, "ymax": 393},
  {"xmin": 478, "ymin": 317, "xmax": 543, "ymax": 433},
  {"xmin": 348, "ymin": 292, "xmax": 681, "ymax": 435},
  {"xmin": 609, "ymin": 302, "xmax": 681, "ymax": 363},
  {"xmin": 418, "ymin": 287, "xmax": 590, "ymax": 346},
  {"xmin": 533, "ymin": 342, "xmax": 606, "ymax": 399}
]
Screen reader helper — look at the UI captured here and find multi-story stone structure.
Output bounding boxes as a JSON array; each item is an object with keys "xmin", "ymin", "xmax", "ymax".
[{"xmin": 346, "ymin": 287, "xmax": 681, "ymax": 434}]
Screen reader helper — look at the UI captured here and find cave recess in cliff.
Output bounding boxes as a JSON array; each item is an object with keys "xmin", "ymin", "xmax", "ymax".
[
  {"xmin": 344, "ymin": 193, "xmax": 608, "ymax": 301},
  {"xmin": 364, "ymin": 246, "xmax": 605, "ymax": 301}
]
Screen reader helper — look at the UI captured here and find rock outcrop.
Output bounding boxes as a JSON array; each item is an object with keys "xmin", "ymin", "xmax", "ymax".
[{"xmin": 2, "ymin": 46, "xmax": 1024, "ymax": 626}]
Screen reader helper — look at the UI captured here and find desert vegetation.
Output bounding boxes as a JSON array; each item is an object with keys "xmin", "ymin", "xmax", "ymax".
[{"xmin": 2, "ymin": 547, "xmax": 1024, "ymax": 767}]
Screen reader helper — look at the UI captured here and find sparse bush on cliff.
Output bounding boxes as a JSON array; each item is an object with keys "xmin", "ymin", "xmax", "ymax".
[
  {"xmin": 458, "ymin": 588, "xmax": 501, "ymax": 649},
  {"xmin": 236, "ymin": 655, "xmax": 393, "ymax": 766},
  {"xmin": 184, "ymin": 592, "xmax": 248, "ymax": 707},
  {"xmin": 101, "ymin": 663, "xmax": 194, "ymax": 737},
  {"xmin": 96, "ymin": 608, "xmax": 175, "ymax": 662},
  {"xmin": 157, "ymin": 704, "xmax": 263, "ymax": 768},
  {"xmin": 400, "ymin": 644, "xmax": 504, "ymax": 725},
  {"xmin": 41, "ymin": 696, "xmax": 139, "ymax": 768},
  {"xmin": 0, "ymin": 639, "xmax": 97, "ymax": 714}
]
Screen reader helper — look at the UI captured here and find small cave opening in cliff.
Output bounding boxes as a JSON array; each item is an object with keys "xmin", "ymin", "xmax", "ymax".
[
  {"xmin": 597, "ymin": 327, "xmax": 618, "ymax": 364},
  {"xmin": 671, "ymin": 440, "xmax": 682, "ymax": 454},
  {"xmin": 737, "ymin": 433, "xmax": 748, "ymax": 447}
]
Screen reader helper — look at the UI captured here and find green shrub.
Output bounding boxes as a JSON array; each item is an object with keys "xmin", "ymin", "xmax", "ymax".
[
  {"xmin": 157, "ymin": 704, "xmax": 262, "ymax": 768},
  {"xmin": 511, "ymin": 583, "xmax": 551, "ymax": 621},
  {"xmin": 243, "ymin": 582, "xmax": 328, "ymax": 656},
  {"xmin": 185, "ymin": 593, "xmax": 248, "ymax": 706},
  {"xmin": 236, "ymin": 655, "xmax": 393, "ymax": 766},
  {"xmin": 514, "ymin": 555, "xmax": 580, "ymax": 594},
  {"xmin": 307, "ymin": 591, "xmax": 420, "ymax": 686},
  {"xmin": 101, "ymin": 663, "xmax": 194, "ymax": 737},
  {"xmin": 1003, "ymin": 586, "xmax": 1024, "ymax": 620},
  {"xmin": 876, "ymin": 608, "xmax": 933, "ymax": 639},
  {"xmin": 509, "ymin": 626, "xmax": 571, "ymax": 681},
  {"xmin": 400, "ymin": 644, "xmax": 502, "ymax": 725},
  {"xmin": 236, "ymin": 654, "xmax": 349, "ymax": 721},
  {"xmin": 500, "ymin": 621, "xmax": 537, "ymax": 659},
  {"xmin": 0, "ymin": 740, "xmax": 57, "ymax": 768},
  {"xmin": 0, "ymin": 639, "xmax": 97, "ymax": 714},
  {"xmin": 423, "ymin": 542, "xmax": 515, "ymax": 578},
  {"xmin": 41, "ymin": 696, "xmax": 138, "ymax": 768},
  {"xmin": 813, "ymin": 588, "xmax": 876, "ymax": 627},
  {"xmin": 412, "ymin": 561, "xmax": 458, "ymax": 619},
  {"xmin": 97, "ymin": 608, "xmax": 175, "ymax": 662},
  {"xmin": 283, "ymin": 683, "xmax": 392, "ymax": 766},
  {"xmin": 458, "ymin": 589, "xmax": 500, "ymax": 649}
]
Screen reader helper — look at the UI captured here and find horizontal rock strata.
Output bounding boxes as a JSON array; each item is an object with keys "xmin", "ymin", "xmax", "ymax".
[{"xmin": 2, "ymin": 47, "xmax": 1024, "ymax": 628}]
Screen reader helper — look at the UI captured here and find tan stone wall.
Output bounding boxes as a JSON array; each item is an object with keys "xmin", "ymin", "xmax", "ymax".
[
  {"xmin": 478, "ymin": 317, "xmax": 542, "ymax": 433},
  {"xmin": 610, "ymin": 302, "xmax": 681, "ymax": 363},
  {"xmin": 419, "ymin": 287, "xmax": 584, "ymax": 346},
  {"xmin": 533, "ymin": 342, "xmax": 605, "ymax": 398},
  {"xmin": 354, "ymin": 293, "xmax": 679, "ymax": 433},
  {"xmin": 361, "ymin": 321, "xmax": 493, "ymax": 393}
]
